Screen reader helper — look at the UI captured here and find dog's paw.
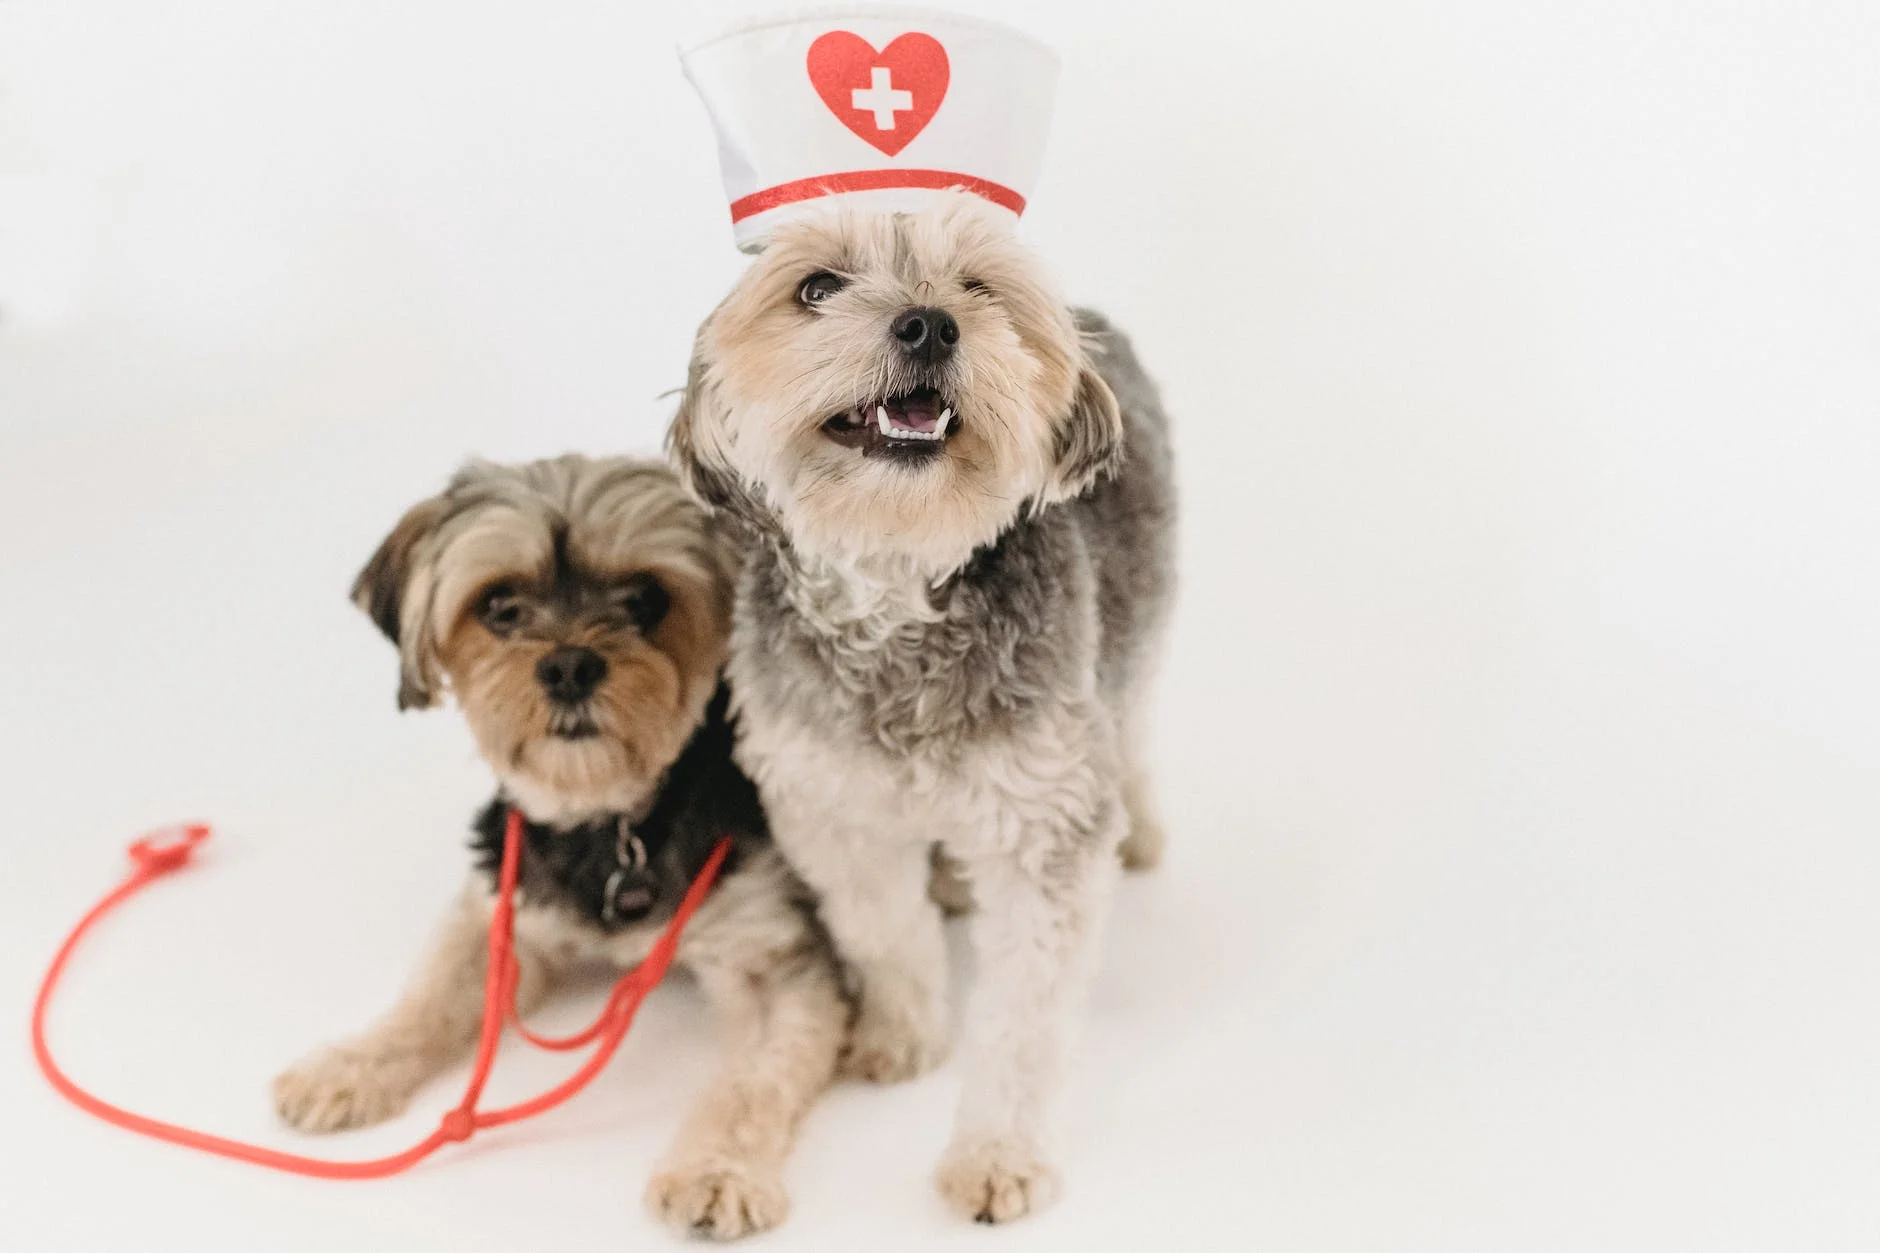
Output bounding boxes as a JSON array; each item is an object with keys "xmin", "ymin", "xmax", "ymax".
[
  {"xmin": 840, "ymin": 991, "xmax": 949, "ymax": 1083},
  {"xmin": 936, "ymin": 1137, "xmax": 1061, "ymax": 1224},
  {"xmin": 1120, "ymin": 768, "xmax": 1166, "ymax": 871},
  {"xmin": 927, "ymin": 849, "xmax": 977, "ymax": 915},
  {"xmin": 273, "ymin": 1046, "xmax": 416, "ymax": 1133},
  {"xmin": 1118, "ymin": 814, "xmax": 1166, "ymax": 871},
  {"xmin": 646, "ymin": 1159, "xmax": 791, "ymax": 1241}
]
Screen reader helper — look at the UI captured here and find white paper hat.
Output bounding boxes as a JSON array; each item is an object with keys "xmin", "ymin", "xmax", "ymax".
[{"xmin": 682, "ymin": 8, "xmax": 1059, "ymax": 252}]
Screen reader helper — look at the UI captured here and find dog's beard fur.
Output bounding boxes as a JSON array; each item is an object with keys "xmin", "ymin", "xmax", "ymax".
[
  {"xmin": 671, "ymin": 193, "xmax": 1123, "ymax": 577},
  {"xmin": 353, "ymin": 456, "xmax": 732, "ymax": 824}
]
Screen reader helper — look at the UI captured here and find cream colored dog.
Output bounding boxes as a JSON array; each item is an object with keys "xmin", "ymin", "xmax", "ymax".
[{"xmin": 669, "ymin": 197, "xmax": 1177, "ymax": 1222}]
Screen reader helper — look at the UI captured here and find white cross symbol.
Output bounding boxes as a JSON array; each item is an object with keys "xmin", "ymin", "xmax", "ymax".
[{"xmin": 851, "ymin": 66, "xmax": 914, "ymax": 130}]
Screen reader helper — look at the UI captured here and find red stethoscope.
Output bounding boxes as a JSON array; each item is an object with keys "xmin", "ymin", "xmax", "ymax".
[{"xmin": 31, "ymin": 810, "xmax": 731, "ymax": 1179}]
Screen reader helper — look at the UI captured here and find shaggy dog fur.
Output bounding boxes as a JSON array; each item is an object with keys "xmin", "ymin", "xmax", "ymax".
[
  {"xmin": 668, "ymin": 195, "xmax": 1176, "ymax": 1222},
  {"xmin": 272, "ymin": 455, "xmax": 848, "ymax": 1240}
]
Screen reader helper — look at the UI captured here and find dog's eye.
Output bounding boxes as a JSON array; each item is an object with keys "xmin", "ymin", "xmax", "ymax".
[
  {"xmin": 614, "ymin": 574, "xmax": 670, "ymax": 633},
  {"xmin": 961, "ymin": 277, "xmax": 990, "ymax": 295},
  {"xmin": 797, "ymin": 272, "xmax": 846, "ymax": 307},
  {"xmin": 477, "ymin": 585, "xmax": 526, "ymax": 634}
]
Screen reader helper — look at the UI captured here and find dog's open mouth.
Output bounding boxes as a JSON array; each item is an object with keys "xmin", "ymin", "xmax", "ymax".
[
  {"xmin": 821, "ymin": 387, "xmax": 956, "ymax": 458},
  {"xmin": 547, "ymin": 707, "xmax": 599, "ymax": 739}
]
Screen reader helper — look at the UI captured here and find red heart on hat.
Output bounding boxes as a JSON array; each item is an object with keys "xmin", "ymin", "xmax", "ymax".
[{"xmin": 806, "ymin": 31, "xmax": 950, "ymax": 158}]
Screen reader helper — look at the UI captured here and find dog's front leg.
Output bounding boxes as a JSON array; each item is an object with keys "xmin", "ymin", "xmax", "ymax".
[
  {"xmin": 937, "ymin": 817, "xmax": 1122, "ymax": 1223},
  {"xmin": 646, "ymin": 952, "xmax": 847, "ymax": 1240},
  {"xmin": 273, "ymin": 879, "xmax": 564, "ymax": 1132},
  {"xmin": 777, "ymin": 821, "xmax": 950, "ymax": 1082}
]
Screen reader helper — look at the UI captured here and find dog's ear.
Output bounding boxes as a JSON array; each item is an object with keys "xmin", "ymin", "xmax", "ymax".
[
  {"xmin": 1041, "ymin": 360, "xmax": 1125, "ymax": 505},
  {"xmin": 666, "ymin": 332, "xmax": 764, "ymax": 526},
  {"xmin": 351, "ymin": 495, "xmax": 449, "ymax": 710},
  {"xmin": 665, "ymin": 337, "xmax": 737, "ymax": 511}
]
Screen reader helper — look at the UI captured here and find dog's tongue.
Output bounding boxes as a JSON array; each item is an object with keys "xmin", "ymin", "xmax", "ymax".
[{"xmin": 885, "ymin": 393, "xmax": 940, "ymax": 433}]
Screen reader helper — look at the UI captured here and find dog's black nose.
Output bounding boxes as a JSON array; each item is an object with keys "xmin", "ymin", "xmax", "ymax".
[
  {"xmin": 890, "ymin": 306, "xmax": 958, "ymax": 365},
  {"xmin": 536, "ymin": 646, "xmax": 607, "ymax": 703}
]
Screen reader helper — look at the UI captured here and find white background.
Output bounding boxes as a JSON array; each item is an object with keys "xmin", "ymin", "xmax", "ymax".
[{"xmin": 2, "ymin": 2, "xmax": 1876, "ymax": 1249}]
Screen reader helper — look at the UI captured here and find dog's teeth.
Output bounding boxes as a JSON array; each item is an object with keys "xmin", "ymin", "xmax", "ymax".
[
  {"xmin": 877, "ymin": 405, "xmax": 891, "ymax": 436},
  {"xmin": 936, "ymin": 408, "xmax": 952, "ymax": 437}
]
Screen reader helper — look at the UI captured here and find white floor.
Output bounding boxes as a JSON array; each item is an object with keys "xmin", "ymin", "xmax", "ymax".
[{"xmin": 3, "ymin": 2, "xmax": 1877, "ymax": 1250}]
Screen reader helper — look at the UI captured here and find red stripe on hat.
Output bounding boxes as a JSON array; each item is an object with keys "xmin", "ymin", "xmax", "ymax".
[{"xmin": 729, "ymin": 170, "xmax": 1026, "ymax": 223}]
